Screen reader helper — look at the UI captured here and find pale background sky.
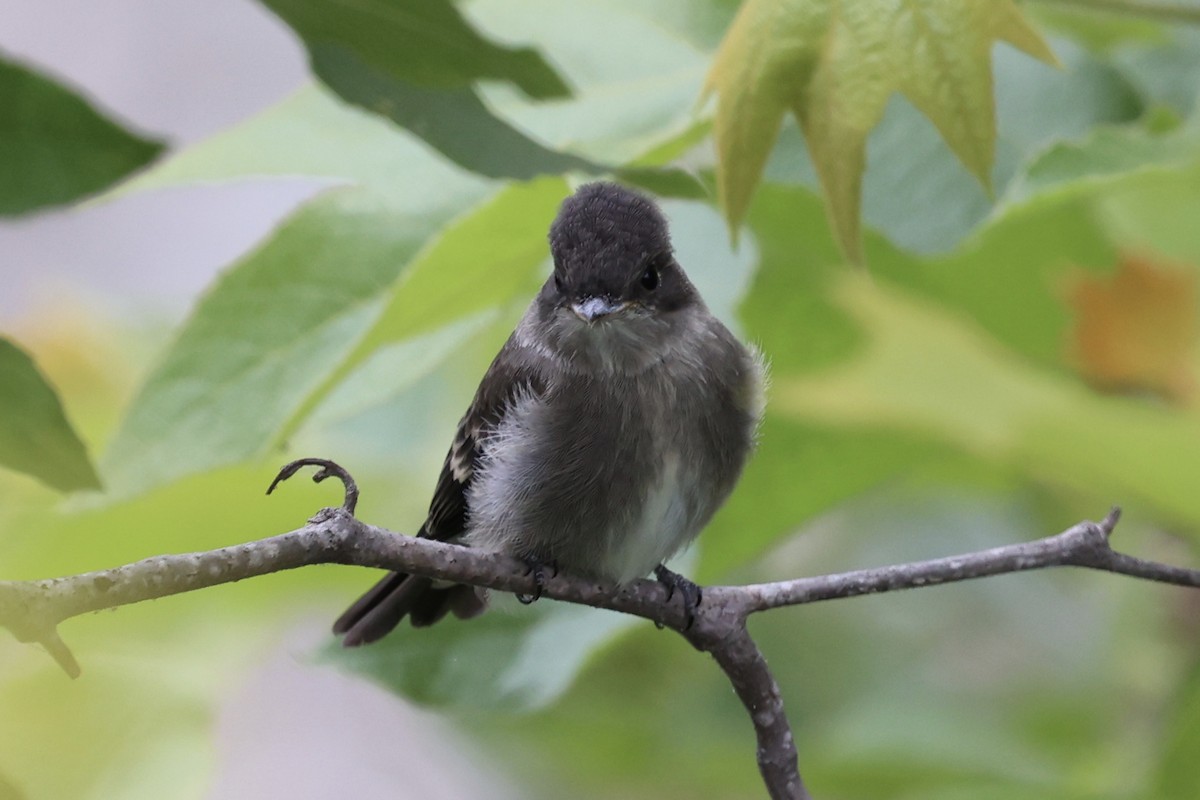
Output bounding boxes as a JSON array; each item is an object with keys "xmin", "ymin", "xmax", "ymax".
[{"xmin": 0, "ymin": 1, "xmax": 520, "ymax": 796}]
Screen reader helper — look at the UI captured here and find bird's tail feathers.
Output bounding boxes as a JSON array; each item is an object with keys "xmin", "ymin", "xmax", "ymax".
[{"xmin": 333, "ymin": 572, "xmax": 485, "ymax": 646}]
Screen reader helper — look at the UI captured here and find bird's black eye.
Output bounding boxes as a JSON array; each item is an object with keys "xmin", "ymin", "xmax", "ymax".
[{"xmin": 640, "ymin": 264, "xmax": 660, "ymax": 291}]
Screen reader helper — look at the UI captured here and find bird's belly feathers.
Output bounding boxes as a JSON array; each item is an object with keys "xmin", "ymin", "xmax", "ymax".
[{"xmin": 600, "ymin": 450, "xmax": 700, "ymax": 583}]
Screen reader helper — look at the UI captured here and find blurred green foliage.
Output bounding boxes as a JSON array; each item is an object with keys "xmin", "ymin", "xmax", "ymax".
[
  {"xmin": 0, "ymin": 338, "xmax": 99, "ymax": 492},
  {"xmin": 2, "ymin": 1, "xmax": 1200, "ymax": 798},
  {"xmin": 0, "ymin": 55, "xmax": 162, "ymax": 216}
]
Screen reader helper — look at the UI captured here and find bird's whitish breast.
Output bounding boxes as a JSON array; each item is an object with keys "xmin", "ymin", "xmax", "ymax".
[{"xmin": 601, "ymin": 449, "xmax": 700, "ymax": 583}]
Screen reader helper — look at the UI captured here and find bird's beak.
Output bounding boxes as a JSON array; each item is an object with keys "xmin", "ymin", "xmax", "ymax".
[{"xmin": 571, "ymin": 296, "xmax": 628, "ymax": 322}]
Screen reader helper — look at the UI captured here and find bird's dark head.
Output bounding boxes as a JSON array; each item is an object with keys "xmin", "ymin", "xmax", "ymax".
[
  {"xmin": 530, "ymin": 182, "xmax": 704, "ymax": 373},
  {"xmin": 546, "ymin": 182, "xmax": 697, "ymax": 322}
]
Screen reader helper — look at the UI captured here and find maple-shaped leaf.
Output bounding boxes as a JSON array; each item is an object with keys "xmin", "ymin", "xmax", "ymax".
[
  {"xmin": 1068, "ymin": 253, "xmax": 1199, "ymax": 404},
  {"xmin": 705, "ymin": 0, "xmax": 1056, "ymax": 262}
]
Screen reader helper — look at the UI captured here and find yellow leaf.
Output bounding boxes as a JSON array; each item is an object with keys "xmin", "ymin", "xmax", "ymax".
[
  {"xmin": 1068, "ymin": 253, "xmax": 1199, "ymax": 404},
  {"xmin": 705, "ymin": 0, "xmax": 1056, "ymax": 263}
]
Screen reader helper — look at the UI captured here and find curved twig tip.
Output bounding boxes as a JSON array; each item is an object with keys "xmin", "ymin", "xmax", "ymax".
[
  {"xmin": 1100, "ymin": 506, "xmax": 1122, "ymax": 536},
  {"xmin": 266, "ymin": 458, "xmax": 359, "ymax": 515}
]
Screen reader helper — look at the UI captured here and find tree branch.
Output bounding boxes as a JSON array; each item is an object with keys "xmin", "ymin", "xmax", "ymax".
[
  {"xmin": 1, "ymin": 462, "xmax": 1198, "ymax": 800},
  {"xmin": 686, "ymin": 623, "xmax": 806, "ymax": 800}
]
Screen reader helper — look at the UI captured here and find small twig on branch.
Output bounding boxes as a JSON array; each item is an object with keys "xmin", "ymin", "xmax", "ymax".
[{"xmin": 2, "ymin": 463, "xmax": 1198, "ymax": 800}]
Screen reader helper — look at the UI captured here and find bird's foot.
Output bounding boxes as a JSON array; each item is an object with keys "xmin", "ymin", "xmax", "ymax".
[
  {"xmin": 516, "ymin": 558, "xmax": 558, "ymax": 604},
  {"xmin": 654, "ymin": 565, "xmax": 703, "ymax": 630}
]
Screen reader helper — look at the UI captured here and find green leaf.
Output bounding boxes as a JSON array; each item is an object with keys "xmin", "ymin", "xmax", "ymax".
[
  {"xmin": 113, "ymin": 1, "xmax": 711, "ymax": 202},
  {"xmin": 0, "ymin": 338, "xmax": 100, "ymax": 492},
  {"xmin": 113, "ymin": 85, "xmax": 464, "ymax": 197},
  {"xmin": 0, "ymin": 54, "xmax": 162, "ymax": 215},
  {"xmin": 100, "ymin": 184, "xmax": 487, "ymax": 499},
  {"xmin": 616, "ymin": 165, "xmax": 709, "ymax": 200},
  {"xmin": 330, "ymin": 601, "xmax": 636, "ymax": 711},
  {"xmin": 471, "ymin": 0, "xmax": 712, "ymax": 163},
  {"xmin": 254, "ymin": 0, "xmax": 700, "ymax": 188},
  {"xmin": 114, "ymin": 66, "xmax": 694, "ymax": 207},
  {"xmin": 311, "ymin": 46, "xmax": 702, "ymax": 192},
  {"xmin": 1094, "ymin": 159, "xmax": 1200, "ymax": 263},
  {"xmin": 258, "ymin": 0, "xmax": 592, "ymax": 182},
  {"xmin": 353, "ymin": 177, "xmax": 566, "ymax": 348},
  {"xmin": 1000, "ymin": 123, "xmax": 1200, "ymax": 211},
  {"xmin": 258, "ymin": 0, "xmax": 570, "ymax": 99},
  {"xmin": 705, "ymin": 0, "xmax": 1057, "ymax": 261},
  {"xmin": 304, "ymin": 313, "xmax": 497, "ymax": 432},
  {"xmin": 273, "ymin": 177, "xmax": 564, "ymax": 444},
  {"xmin": 311, "ymin": 44, "xmax": 593, "ymax": 180}
]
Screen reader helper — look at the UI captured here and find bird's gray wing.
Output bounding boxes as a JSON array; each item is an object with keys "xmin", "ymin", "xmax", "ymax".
[{"xmin": 421, "ymin": 333, "xmax": 550, "ymax": 542}]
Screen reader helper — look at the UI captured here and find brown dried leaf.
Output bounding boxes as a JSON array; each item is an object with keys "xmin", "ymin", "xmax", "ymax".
[{"xmin": 1068, "ymin": 253, "xmax": 1199, "ymax": 403}]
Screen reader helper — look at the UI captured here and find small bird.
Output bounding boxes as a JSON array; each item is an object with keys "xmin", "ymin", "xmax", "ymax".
[{"xmin": 334, "ymin": 182, "xmax": 765, "ymax": 645}]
